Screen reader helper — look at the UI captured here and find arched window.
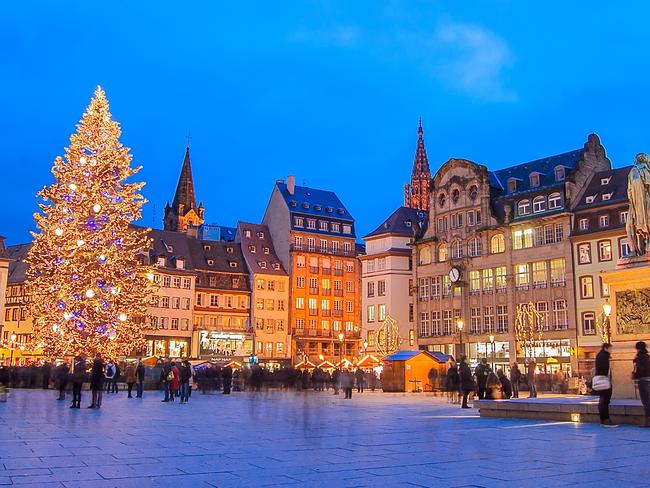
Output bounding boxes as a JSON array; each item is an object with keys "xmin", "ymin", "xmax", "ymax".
[
  {"xmin": 548, "ymin": 192, "xmax": 562, "ymax": 209},
  {"xmin": 491, "ymin": 234, "xmax": 505, "ymax": 254},
  {"xmin": 533, "ymin": 195, "xmax": 546, "ymax": 213},
  {"xmin": 438, "ymin": 193, "xmax": 446, "ymax": 207},
  {"xmin": 518, "ymin": 199, "xmax": 531, "ymax": 216},
  {"xmin": 555, "ymin": 166, "xmax": 565, "ymax": 181},
  {"xmin": 451, "ymin": 241, "xmax": 463, "ymax": 259},
  {"xmin": 469, "ymin": 185, "xmax": 478, "ymax": 201},
  {"xmin": 438, "ymin": 243, "xmax": 448, "ymax": 262},
  {"xmin": 418, "ymin": 246, "xmax": 431, "ymax": 265},
  {"xmin": 468, "ymin": 237, "xmax": 482, "ymax": 257}
]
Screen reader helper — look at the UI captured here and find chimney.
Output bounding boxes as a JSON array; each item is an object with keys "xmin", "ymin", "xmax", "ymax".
[{"xmin": 287, "ymin": 175, "xmax": 295, "ymax": 195}]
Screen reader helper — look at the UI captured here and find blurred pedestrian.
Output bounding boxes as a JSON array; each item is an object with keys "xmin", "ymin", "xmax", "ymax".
[
  {"xmin": 510, "ymin": 363, "xmax": 521, "ymax": 398},
  {"xmin": 136, "ymin": 358, "xmax": 145, "ymax": 398},
  {"xmin": 70, "ymin": 355, "xmax": 85, "ymax": 409},
  {"xmin": 88, "ymin": 353, "xmax": 104, "ymax": 409},
  {"xmin": 355, "ymin": 368, "xmax": 365, "ymax": 393},
  {"xmin": 342, "ymin": 369, "xmax": 353, "ymax": 399},
  {"xmin": 222, "ymin": 366, "xmax": 233, "ymax": 394},
  {"xmin": 498, "ymin": 369, "xmax": 512, "ymax": 399},
  {"xmin": 459, "ymin": 356, "xmax": 475, "ymax": 409},
  {"xmin": 594, "ymin": 343, "xmax": 616, "ymax": 427},
  {"xmin": 105, "ymin": 360, "xmax": 117, "ymax": 394},
  {"xmin": 445, "ymin": 362, "xmax": 459, "ymax": 404},
  {"xmin": 169, "ymin": 361, "xmax": 180, "ymax": 401},
  {"xmin": 474, "ymin": 358, "xmax": 491, "ymax": 400},
  {"xmin": 125, "ymin": 361, "xmax": 136, "ymax": 398},
  {"xmin": 55, "ymin": 361, "xmax": 70, "ymax": 401},
  {"xmin": 160, "ymin": 357, "xmax": 172, "ymax": 402},
  {"xmin": 179, "ymin": 360, "xmax": 192, "ymax": 403},
  {"xmin": 41, "ymin": 361, "xmax": 51, "ymax": 389},
  {"xmin": 632, "ymin": 341, "xmax": 650, "ymax": 428}
]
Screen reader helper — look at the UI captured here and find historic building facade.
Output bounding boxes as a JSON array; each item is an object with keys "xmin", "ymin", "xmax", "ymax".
[
  {"xmin": 404, "ymin": 121, "xmax": 432, "ymax": 212},
  {"xmin": 0, "ymin": 242, "xmax": 31, "ymax": 365},
  {"xmin": 236, "ymin": 222, "xmax": 291, "ymax": 367},
  {"xmin": 263, "ymin": 176, "xmax": 362, "ymax": 364},
  {"xmin": 361, "ymin": 207, "xmax": 426, "ymax": 355},
  {"xmin": 144, "ymin": 229, "xmax": 196, "ymax": 358},
  {"xmin": 189, "ymin": 239, "xmax": 252, "ymax": 360},
  {"xmin": 413, "ymin": 134, "xmax": 610, "ymax": 374},
  {"xmin": 570, "ymin": 165, "xmax": 632, "ymax": 375},
  {"xmin": 163, "ymin": 146, "xmax": 205, "ymax": 233}
]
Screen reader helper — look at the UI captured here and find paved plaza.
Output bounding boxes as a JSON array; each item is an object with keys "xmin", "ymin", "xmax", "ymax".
[{"xmin": 0, "ymin": 389, "xmax": 649, "ymax": 488}]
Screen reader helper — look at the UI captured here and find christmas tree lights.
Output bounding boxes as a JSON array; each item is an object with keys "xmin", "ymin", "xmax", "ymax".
[{"xmin": 26, "ymin": 86, "xmax": 156, "ymax": 359}]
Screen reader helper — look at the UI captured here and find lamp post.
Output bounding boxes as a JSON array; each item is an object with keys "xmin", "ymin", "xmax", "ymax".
[
  {"xmin": 489, "ymin": 334, "xmax": 495, "ymax": 371},
  {"xmin": 338, "ymin": 332, "xmax": 344, "ymax": 371},
  {"xmin": 363, "ymin": 340, "xmax": 368, "ymax": 354},
  {"xmin": 9, "ymin": 333, "xmax": 17, "ymax": 366},
  {"xmin": 602, "ymin": 302, "xmax": 612, "ymax": 344},
  {"xmin": 456, "ymin": 320, "xmax": 464, "ymax": 359}
]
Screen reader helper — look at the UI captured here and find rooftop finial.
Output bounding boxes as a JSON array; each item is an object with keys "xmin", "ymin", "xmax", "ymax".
[
  {"xmin": 418, "ymin": 118, "xmax": 423, "ymax": 137},
  {"xmin": 185, "ymin": 130, "xmax": 192, "ymax": 148}
]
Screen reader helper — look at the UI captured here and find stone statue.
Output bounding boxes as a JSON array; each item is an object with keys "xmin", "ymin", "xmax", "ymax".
[{"xmin": 626, "ymin": 153, "xmax": 650, "ymax": 255}]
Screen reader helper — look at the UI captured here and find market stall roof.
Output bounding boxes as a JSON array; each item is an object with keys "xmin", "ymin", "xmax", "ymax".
[
  {"xmin": 317, "ymin": 360, "xmax": 335, "ymax": 369},
  {"xmin": 295, "ymin": 358, "xmax": 316, "ymax": 369},
  {"xmin": 429, "ymin": 351, "xmax": 452, "ymax": 363},
  {"xmin": 335, "ymin": 358, "xmax": 355, "ymax": 368},
  {"xmin": 224, "ymin": 360, "xmax": 243, "ymax": 369},
  {"xmin": 383, "ymin": 350, "xmax": 446, "ymax": 362},
  {"xmin": 357, "ymin": 354, "xmax": 382, "ymax": 367}
]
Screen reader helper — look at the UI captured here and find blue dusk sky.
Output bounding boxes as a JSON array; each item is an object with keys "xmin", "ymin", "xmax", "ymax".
[{"xmin": 1, "ymin": 1, "xmax": 648, "ymax": 245}]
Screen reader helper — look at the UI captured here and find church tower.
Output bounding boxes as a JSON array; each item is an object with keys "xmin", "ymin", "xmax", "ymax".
[
  {"xmin": 404, "ymin": 119, "xmax": 432, "ymax": 212},
  {"xmin": 163, "ymin": 146, "xmax": 205, "ymax": 232}
]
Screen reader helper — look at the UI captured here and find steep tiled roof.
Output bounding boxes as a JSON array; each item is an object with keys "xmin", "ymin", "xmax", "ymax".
[
  {"xmin": 573, "ymin": 165, "xmax": 631, "ymax": 211},
  {"xmin": 490, "ymin": 149, "xmax": 582, "ymax": 196},
  {"xmin": 412, "ymin": 120, "xmax": 430, "ymax": 177},
  {"xmin": 148, "ymin": 228, "xmax": 196, "ymax": 271},
  {"xmin": 187, "ymin": 238, "xmax": 248, "ymax": 275},
  {"xmin": 364, "ymin": 206, "xmax": 427, "ymax": 239},
  {"xmin": 6, "ymin": 243, "xmax": 31, "ymax": 284},
  {"xmin": 236, "ymin": 222, "xmax": 287, "ymax": 276},
  {"xmin": 276, "ymin": 182, "xmax": 354, "ymax": 222}
]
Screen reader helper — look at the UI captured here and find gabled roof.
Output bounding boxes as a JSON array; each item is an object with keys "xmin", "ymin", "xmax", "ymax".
[
  {"xmin": 6, "ymin": 243, "xmax": 31, "ymax": 284},
  {"xmin": 490, "ymin": 149, "xmax": 582, "ymax": 196},
  {"xmin": 187, "ymin": 238, "xmax": 248, "ymax": 275},
  {"xmin": 573, "ymin": 165, "xmax": 631, "ymax": 211},
  {"xmin": 383, "ymin": 350, "xmax": 444, "ymax": 362},
  {"xmin": 236, "ymin": 221, "xmax": 287, "ymax": 276},
  {"xmin": 171, "ymin": 146, "xmax": 198, "ymax": 211},
  {"xmin": 276, "ymin": 182, "xmax": 354, "ymax": 222},
  {"xmin": 148, "ymin": 228, "xmax": 196, "ymax": 270},
  {"xmin": 364, "ymin": 206, "xmax": 428, "ymax": 239}
]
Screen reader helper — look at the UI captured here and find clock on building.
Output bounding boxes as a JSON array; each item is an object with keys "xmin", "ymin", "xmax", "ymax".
[{"xmin": 449, "ymin": 266, "xmax": 461, "ymax": 283}]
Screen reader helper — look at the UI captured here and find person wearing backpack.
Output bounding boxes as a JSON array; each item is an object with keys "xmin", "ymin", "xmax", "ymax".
[
  {"xmin": 632, "ymin": 341, "xmax": 650, "ymax": 428},
  {"xmin": 105, "ymin": 361, "xmax": 116, "ymax": 394}
]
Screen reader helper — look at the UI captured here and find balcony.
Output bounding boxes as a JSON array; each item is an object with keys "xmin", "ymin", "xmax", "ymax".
[
  {"xmin": 332, "ymin": 310, "xmax": 343, "ymax": 317},
  {"xmin": 322, "ymin": 268, "xmax": 331, "ymax": 275},
  {"xmin": 551, "ymin": 280, "xmax": 566, "ymax": 287},
  {"xmin": 322, "ymin": 288, "xmax": 331, "ymax": 296},
  {"xmin": 309, "ymin": 287, "xmax": 319, "ymax": 295},
  {"xmin": 308, "ymin": 308, "xmax": 318, "ymax": 316},
  {"xmin": 334, "ymin": 269, "xmax": 344, "ymax": 276},
  {"xmin": 322, "ymin": 309, "xmax": 331, "ymax": 317},
  {"xmin": 290, "ymin": 245, "xmax": 356, "ymax": 258},
  {"xmin": 334, "ymin": 290, "xmax": 343, "ymax": 297},
  {"xmin": 310, "ymin": 266, "xmax": 319, "ymax": 273}
]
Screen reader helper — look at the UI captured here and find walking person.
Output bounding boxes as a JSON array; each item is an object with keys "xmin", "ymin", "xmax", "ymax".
[
  {"xmin": 632, "ymin": 341, "xmax": 650, "ymax": 428},
  {"xmin": 125, "ymin": 361, "xmax": 136, "ymax": 398},
  {"xmin": 105, "ymin": 360, "xmax": 116, "ymax": 394},
  {"xmin": 342, "ymin": 369, "xmax": 353, "ymax": 399},
  {"xmin": 510, "ymin": 363, "xmax": 521, "ymax": 398},
  {"xmin": 70, "ymin": 355, "xmax": 85, "ymax": 409},
  {"xmin": 445, "ymin": 361, "xmax": 459, "ymax": 404},
  {"xmin": 474, "ymin": 358, "xmax": 491, "ymax": 400},
  {"xmin": 88, "ymin": 353, "xmax": 105, "ymax": 409},
  {"xmin": 179, "ymin": 360, "xmax": 192, "ymax": 403},
  {"xmin": 160, "ymin": 357, "xmax": 172, "ymax": 402},
  {"xmin": 459, "ymin": 356, "xmax": 475, "ymax": 409},
  {"xmin": 526, "ymin": 358, "xmax": 538, "ymax": 398},
  {"xmin": 332, "ymin": 369, "xmax": 340, "ymax": 395},
  {"xmin": 593, "ymin": 343, "xmax": 616, "ymax": 427},
  {"xmin": 222, "ymin": 365, "xmax": 233, "ymax": 394},
  {"xmin": 135, "ymin": 358, "xmax": 145, "ymax": 398},
  {"xmin": 169, "ymin": 361, "xmax": 180, "ymax": 401},
  {"xmin": 355, "ymin": 368, "xmax": 365, "ymax": 393},
  {"xmin": 55, "ymin": 361, "xmax": 70, "ymax": 401}
]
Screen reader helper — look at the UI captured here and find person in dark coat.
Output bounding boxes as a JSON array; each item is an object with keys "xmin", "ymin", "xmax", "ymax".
[
  {"xmin": 88, "ymin": 354, "xmax": 105, "ymax": 409},
  {"xmin": 355, "ymin": 368, "xmax": 365, "ymax": 393},
  {"xmin": 70, "ymin": 355, "xmax": 85, "ymax": 409},
  {"xmin": 497, "ymin": 369, "xmax": 512, "ymax": 399},
  {"xmin": 41, "ymin": 361, "xmax": 52, "ymax": 389},
  {"xmin": 510, "ymin": 363, "xmax": 521, "ymax": 398},
  {"xmin": 341, "ymin": 369, "xmax": 353, "ymax": 399},
  {"xmin": 632, "ymin": 341, "xmax": 650, "ymax": 428},
  {"xmin": 222, "ymin": 366, "xmax": 233, "ymax": 394},
  {"xmin": 135, "ymin": 358, "xmax": 145, "ymax": 398},
  {"xmin": 595, "ymin": 343, "xmax": 615, "ymax": 426},
  {"xmin": 526, "ymin": 359, "xmax": 538, "ymax": 398},
  {"xmin": 125, "ymin": 362, "xmax": 136, "ymax": 398},
  {"xmin": 160, "ymin": 358, "xmax": 172, "ymax": 402},
  {"xmin": 331, "ymin": 369, "xmax": 340, "ymax": 395},
  {"xmin": 55, "ymin": 361, "xmax": 70, "ymax": 400},
  {"xmin": 459, "ymin": 356, "xmax": 475, "ymax": 409},
  {"xmin": 169, "ymin": 362, "xmax": 180, "ymax": 401},
  {"xmin": 179, "ymin": 360, "xmax": 192, "ymax": 403},
  {"xmin": 445, "ymin": 363, "xmax": 460, "ymax": 404},
  {"xmin": 474, "ymin": 358, "xmax": 491, "ymax": 400}
]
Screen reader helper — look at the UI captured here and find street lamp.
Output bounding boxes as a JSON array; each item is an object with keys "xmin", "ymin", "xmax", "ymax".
[
  {"xmin": 9, "ymin": 333, "xmax": 17, "ymax": 366},
  {"xmin": 456, "ymin": 320, "xmax": 464, "ymax": 359},
  {"xmin": 338, "ymin": 332, "xmax": 344, "ymax": 370},
  {"xmin": 363, "ymin": 340, "xmax": 368, "ymax": 354},
  {"xmin": 489, "ymin": 334, "xmax": 495, "ymax": 371}
]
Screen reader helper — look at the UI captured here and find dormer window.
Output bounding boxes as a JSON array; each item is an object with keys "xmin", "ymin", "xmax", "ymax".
[
  {"xmin": 263, "ymin": 247, "xmax": 270, "ymax": 254},
  {"xmin": 585, "ymin": 195, "xmax": 596, "ymax": 204},
  {"xmin": 326, "ymin": 207, "xmax": 333, "ymax": 213},
  {"xmin": 529, "ymin": 173, "xmax": 540, "ymax": 188},
  {"xmin": 273, "ymin": 263, "xmax": 280, "ymax": 270},
  {"xmin": 319, "ymin": 221, "xmax": 328, "ymax": 231},
  {"xmin": 157, "ymin": 256, "xmax": 166, "ymax": 266},
  {"xmin": 405, "ymin": 221, "xmax": 412, "ymax": 228},
  {"xmin": 302, "ymin": 202, "xmax": 310, "ymax": 209},
  {"xmin": 259, "ymin": 261, "xmax": 267, "ymax": 269},
  {"xmin": 244, "ymin": 230, "xmax": 251, "ymax": 237},
  {"xmin": 548, "ymin": 192, "xmax": 562, "ymax": 209},
  {"xmin": 507, "ymin": 178, "xmax": 517, "ymax": 193},
  {"xmin": 601, "ymin": 177, "xmax": 611, "ymax": 185},
  {"xmin": 289, "ymin": 201, "xmax": 297, "ymax": 207},
  {"xmin": 249, "ymin": 245, "xmax": 256, "ymax": 253},
  {"xmin": 532, "ymin": 195, "xmax": 546, "ymax": 213},
  {"xmin": 257, "ymin": 231, "xmax": 265, "ymax": 238},
  {"xmin": 229, "ymin": 261, "xmax": 237, "ymax": 268},
  {"xmin": 314, "ymin": 205, "xmax": 321, "ymax": 211},
  {"xmin": 226, "ymin": 246, "xmax": 233, "ymax": 254},
  {"xmin": 203, "ymin": 244, "xmax": 211, "ymax": 251},
  {"xmin": 554, "ymin": 166, "xmax": 566, "ymax": 182},
  {"xmin": 176, "ymin": 258, "xmax": 185, "ymax": 270},
  {"xmin": 207, "ymin": 259, "xmax": 214, "ymax": 265},
  {"xmin": 337, "ymin": 209, "xmax": 345, "ymax": 215},
  {"xmin": 232, "ymin": 278, "xmax": 240, "ymax": 288},
  {"xmin": 602, "ymin": 193, "xmax": 612, "ymax": 201}
]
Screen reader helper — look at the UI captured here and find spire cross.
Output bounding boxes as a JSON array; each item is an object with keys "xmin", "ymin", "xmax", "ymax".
[{"xmin": 185, "ymin": 130, "xmax": 192, "ymax": 147}]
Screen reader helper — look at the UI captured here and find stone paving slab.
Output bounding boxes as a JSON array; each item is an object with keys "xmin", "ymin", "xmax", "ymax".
[{"xmin": 0, "ymin": 390, "xmax": 649, "ymax": 487}]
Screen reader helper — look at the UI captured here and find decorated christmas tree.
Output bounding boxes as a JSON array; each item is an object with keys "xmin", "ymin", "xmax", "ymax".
[{"xmin": 26, "ymin": 86, "xmax": 155, "ymax": 359}]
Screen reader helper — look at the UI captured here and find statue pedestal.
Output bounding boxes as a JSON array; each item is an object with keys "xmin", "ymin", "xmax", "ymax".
[{"xmin": 602, "ymin": 254, "xmax": 650, "ymax": 399}]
